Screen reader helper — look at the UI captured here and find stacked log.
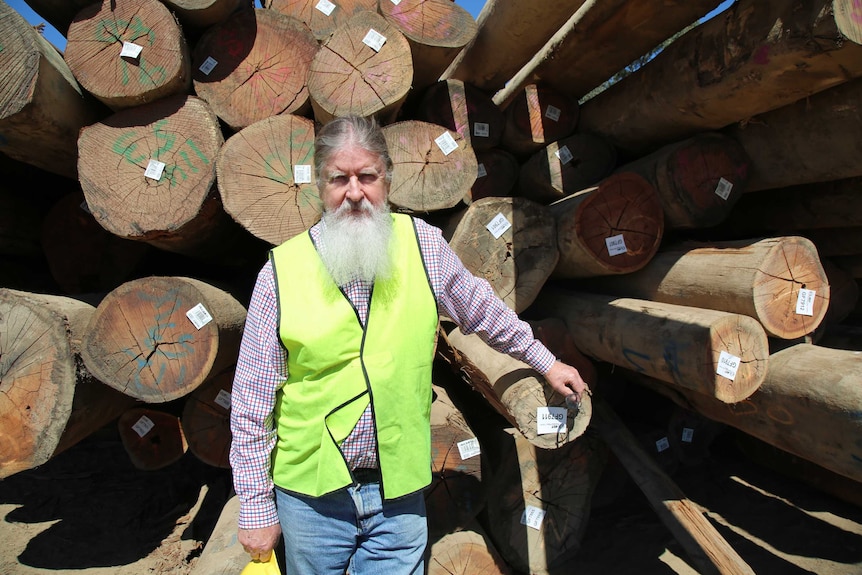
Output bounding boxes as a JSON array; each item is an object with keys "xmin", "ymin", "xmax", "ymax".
[
  {"xmin": 428, "ymin": 527, "xmax": 511, "ymax": 575},
  {"xmin": 181, "ymin": 369, "xmax": 234, "ymax": 469},
  {"xmin": 500, "ymin": 84, "xmax": 578, "ymax": 158},
  {"xmin": 414, "ymin": 79, "xmax": 504, "ymax": 151},
  {"xmin": 266, "ymin": 0, "xmax": 378, "ymax": 41},
  {"xmin": 160, "ymin": 0, "xmax": 247, "ymax": 30},
  {"xmin": 117, "ymin": 406, "xmax": 189, "ymax": 470},
  {"xmin": 468, "ymin": 149, "xmax": 519, "ymax": 204}
]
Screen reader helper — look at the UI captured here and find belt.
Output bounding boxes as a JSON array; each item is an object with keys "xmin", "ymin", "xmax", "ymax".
[{"xmin": 352, "ymin": 467, "xmax": 381, "ymax": 484}]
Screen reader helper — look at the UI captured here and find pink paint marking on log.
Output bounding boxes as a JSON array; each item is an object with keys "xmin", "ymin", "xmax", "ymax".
[
  {"xmin": 753, "ymin": 45, "xmax": 770, "ymax": 65},
  {"xmin": 853, "ymin": 0, "xmax": 862, "ymax": 24}
]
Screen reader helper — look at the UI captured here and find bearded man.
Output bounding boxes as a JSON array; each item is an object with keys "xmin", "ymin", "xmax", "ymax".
[{"xmin": 229, "ymin": 115, "xmax": 586, "ymax": 575}]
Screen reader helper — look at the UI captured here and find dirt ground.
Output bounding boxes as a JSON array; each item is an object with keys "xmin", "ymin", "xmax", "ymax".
[{"xmin": 2, "ymin": 422, "xmax": 862, "ymax": 574}]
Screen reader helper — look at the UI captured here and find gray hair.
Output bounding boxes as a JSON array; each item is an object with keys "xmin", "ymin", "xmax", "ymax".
[{"xmin": 314, "ymin": 116, "xmax": 393, "ymax": 193}]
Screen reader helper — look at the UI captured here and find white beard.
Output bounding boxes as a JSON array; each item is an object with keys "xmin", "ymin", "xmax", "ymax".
[{"xmin": 318, "ymin": 198, "xmax": 393, "ymax": 286}]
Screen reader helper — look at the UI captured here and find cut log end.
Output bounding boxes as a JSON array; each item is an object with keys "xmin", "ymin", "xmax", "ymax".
[
  {"xmin": 118, "ymin": 408, "xmax": 188, "ymax": 471},
  {"xmin": 709, "ymin": 313, "xmax": 769, "ymax": 403}
]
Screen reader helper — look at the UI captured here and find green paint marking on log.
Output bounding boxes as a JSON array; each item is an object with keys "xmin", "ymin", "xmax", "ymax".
[
  {"xmin": 113, "ymin": 119, "xmax": 210, "ymax": 187},
  {"xmin": 94, "ymin": 15, "xmax": 166, "ymax": 87}
]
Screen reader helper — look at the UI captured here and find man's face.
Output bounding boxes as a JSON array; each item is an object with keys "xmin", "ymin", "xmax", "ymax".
[{"xmin": 321, "ymin": 146, "xmax": 389, "ymax": 215}]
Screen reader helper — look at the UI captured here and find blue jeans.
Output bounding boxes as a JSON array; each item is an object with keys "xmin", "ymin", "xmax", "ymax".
[{"xmin": 275, "ymin": 480, "xmax": 426, "ymax": 575}]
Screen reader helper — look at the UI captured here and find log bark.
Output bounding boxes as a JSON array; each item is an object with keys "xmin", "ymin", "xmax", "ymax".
[
  {"xmin": 616, "ymin": 133, "xmax": 750, "ymax": 230},
  {"xmin": 64, "ymin": 0, "xmax": 191, "ymax": 110},
  {"xmin": 181, "ymin": 369, "xmax": 233, "ymax": 468},
  {"xmin": 548, "ymin": 173, "xmax": 664, "ymax": 279},
  {"xmin": 192, "ymin": 8, "xmax": 318, "ymax": 131},
  {"xmin": 517, "ymin": 133, "xmax": 617, "ymax": 203},
  {"xmin": 577, "ymin": 0, "xmax": 862, "ymax": 156},
  {"xmin": 188, "ymin": 496, "xmax": 249, "ymax": 575},
  {"xmin": 446, "ymin": 196, "xmax": 557, "ymax": 313},
  {"xmin": 414, "ymin": 79, "xmax": 504, "ymax": 152},
  {"xmin": 467, "ymin": 149, "xmax": 518, "ymax": 204},
  {"xmin": 216, "ymin": 114, "xmax": 322, "ymax": 246},
  {"xmin": 81, "ymin": 276, "xmax": 247, "ymax": 403},
  {"xmin": 382, "ymin": 120, "xmax": 477, "ymax": 213},
  {"xmin": 308, "ymin": 10, "xmax": 413, "ymax": 124},
  {"xmin": 428, "ymin": 526, "xmax": 511, "ymax": 575},
  {"xmin": 0, "ymin": 289, "xmax": 135, "ymax": 479},
  {"xmin": 535, "ymin": 288, "xmax": 770, "ymax": 403},
  {"xmin": 500, "ymin": 84, "xmax": 578, "ymax": 158},
  {"xmin": 266, "ymin": 0, "xmax": 377, "ymax": 41},
  {"xmin": 161, "ymin": 0, "xmax": 247, "ymax": 29},
  {"xmin": 117, "ymin": 407, "xmax": 189, "ymax": 471},
  {"xmin": 580, "ymin": 237, "xmax": 830, "ymax": 340},
  {"xmin": 379, "ymin": 0, "xmax": 478, "ymax": 92},
  {"xmin": 0, "ymin": 2, "xmax": 103, "ymax": 179}
]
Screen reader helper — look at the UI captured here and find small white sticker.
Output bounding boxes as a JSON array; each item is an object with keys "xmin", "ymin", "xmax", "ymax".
[
  {"xmin": 486, "ymin": 213, "xmax": 512, "ymax": 239},
  {"xmin": 362, "ymin": 29, "xmax": 387, "ymax": 52},
  {"xmin": 476, "ymin": 163, "xmax": 487, "ymax": 178},
  {"xmin": 545, "ymin": 105, "xmax": 561, "ymax": 122},
  {"xmin": 682, "ymin": 428, "xmax": 694, "ymax": 443},
  {"xmin": 120, "ymin": 41, "xmax": 143, "ymax": 59},
  {"xmin": 656, "ymin": 436, "xmax": 670, "ymax": 452},
  {"xmin": 716, "ymin": 350, "xmax": 741, "ymax": 381},
  {"xmin": 520, "ymin": 505, "xmax": 546, "ymax": 530},
  {"xmin": 715, "ymin": 177, "xmax": 733, "ymax": 200},
  {"xmin": 605, "ymin": 234, "xmax": 627, "ymax": 256},
  {"xmin": 796, "ymin": 289, "xmax": 816, "ymax": 316},
  {"xmin": 390, "ymin": 0, "xmax": 402, "ymax": 4},
  {"xmin": 536, "ymin": 406, "xmax": 567, "ymax": 435},
  {"xmin": 186, "ymin": 303, "xmax": 213, "ymax": 329},
  {"xmin": 132, "ymin": 415, "xmax": 155, "ymax": 438},
  {"xmin": 473, "ymin": 123, "xmax": 490, "ymax": 138},
  {"xmin": 435, "ymin": 131, "xmax": 459, "ymax": 156},
  {"xmin": 315, "ymin": 0, "xmax": 336, "ymax": 15},
  {"xmin": 144, "ymin": 159, "xmax": 166, "ymax": 181},
  {"xmin": 214, "ymin": 389, "xmax": 232, "ymax": 410},
  {"xmin": 294, "ymin": 164, "xmax": 312, "ymax": 184},
  {"xmin": 199, "ymin": 56, "xmax": 218, "ymax": 75},
  {"xmin": 457, "ymin": 438, "xmax": 481, "ymax": 460},
  {"xmin": 555, "ymin": 145, "xmax": 573, "ymax": 165}
]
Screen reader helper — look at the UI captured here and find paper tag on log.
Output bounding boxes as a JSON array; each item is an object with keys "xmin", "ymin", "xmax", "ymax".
[
  {"xmin": 435, "ymin": 131, "xmax": 458, "ymax": 156},
  {"xmin": 536, "ymin": 407, "xmax": 567, "ymax": 435},
  {"xmin": 655, "ymin": 437, "xmax": 670, "ymax": 452},
  {"xmin": 682, "ymin": 427, "xmax": 694, "ymax": 443},
  {"xmin": 605, "ymin": 234, "xmax": 627, "ymax": 256},
  {"xmin": 120, "ymin": 41, "xmax": 143, "ymax": 59},
  {"xmin": 477, "ymin": 163, "xmax": 487, "ymax": 178},
  {"xmin": 473, "ymin": 122, "xmax": 490, "ymax": 138},
  {"xmin": 362, "ymin": 29, "xmax": 387, "ymax": 52},
  {"xmin": 199, "ymin": 56, "xmax": 218, "ymax": 75},
  {"xmin": 186, "ymin": 303, "xmax": 213, "ymax": 330},
  {"xmin": 796, "ymin": 289, "xmax": 816, "ymax": 316},
  {"xmin": 555, "ymin": 145, "xmax": 573, "ymax": 165},
  {"xmin": 520, "ymin": 505, "xmax": 546, "ymax": 530},
  {"xmin": 457, "ymin": 438, "xmax": 481, "ymax": 460},
  {"xmin": 716, "ymin": 350, "xmax": 741, "ymax": 381},
  {"xmin": 545, "ymin": 105, "xmax": 562, "ymax": 122},
  {"xmin": 132, "ymin": 415, "xmax": 155, "ymax": 438},
  {"xmin": 215, "ymin": 389, "xmax": 232, "ymax": 410},
  {"xmin": 294, "ymin": 164, "xmax": 312, "ymax": 184},
  {"xmin": 486, "ymin": 213, "xmax": 512, "ymax": 239},
  {"xmin": 714, "ymin": 177, "xmax": 733, "ymax": 200},
  {"xmin": 390, "ymin": 0, "xmax": 402, "ymax": 4},
  {"xmin": 144, "ymin": 160, "xmax": 166, "ymax": 181},
  {"xmin": 315, "ymin": 0, "xmax": 336, "ymax": 15}
]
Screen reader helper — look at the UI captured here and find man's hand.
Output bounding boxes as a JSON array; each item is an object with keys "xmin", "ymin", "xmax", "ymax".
[
  {"xmin": 544, "ymin": 360, "xmax": 588, "ymax": 400},
  {"xmin": 239, "ymin": 524, "xmax": 282, "ymax": 562}
]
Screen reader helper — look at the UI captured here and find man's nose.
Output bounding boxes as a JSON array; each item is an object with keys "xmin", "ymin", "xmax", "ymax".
[{"xmin": 345, "ymin": 175, "xmax": 363, "ymax": 201}]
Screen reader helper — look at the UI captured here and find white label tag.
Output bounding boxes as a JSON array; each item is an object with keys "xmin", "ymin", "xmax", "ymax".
[
  {"xmin": 520, "ymin": 505, "xmax": 546, "ymax": 530},
  {"xmin": 457, "ymin": 438, "xmax": 481, "ymax": 460},
  {"xmin": 796, "ymin": 289, "xmax": 815, "ymax": 316},
  {"xmin": 315, "ymin": 0, "xmax": 336, "ymax": 15},
  {"xmin": 473, "ymin": 122, "xmax": 490, "ymax": 137},
  {"xmin": 486, "ymin": 213, "xmax": 512, "ymax": 239},
  {"xmin": 294, "ymin": 164, "xmax": 312, "ymax": 184},
  {"xmin": 715, "ymin": 177, "xmax": 733, "ymax": 200},
  {"xmin": 435, "ymin": 131, "xmax": 458, "ymax": 156},
  {"xmin": 682, "ymin": 428, "xmax": 694, "ymax": 443},
  {"xmin": 199, "ymin": 56, "xmax": 218, "ymax": 75},
  {"xmin": 120, "ymin": 41, "xmax": 143, "ymax": 59},
  {"xmin": 555, "ymin": 145, "xmax": 573, "ymax": 165},
  {"xmin": 390, "ymin": 0, "xmax": 402, "ymax": 4},
  {"xmin": 717, "ymin": 350, "xmax": 741, "ymax": 381},
  {"xmin": 186, "ymin": 303, "xmax": 213, "ymax": 330},
  {"xmin": 214, "ymin": 389, "xmax": 232, "ymax": 410},
  {"xmin": 132, "ymin": 415, "xmax": 155, "ymax": 438},
  {"xmin": 362, "ymin": 29, "xmax": 387, "ymax": 52},
  {"xmin": 144, "ymin": 159, "xmax": 166, "ymax": 181},
  {"xmin": 605, "ymin": 234, "xmax": 627, "ymax": 256},
  {"xmin": 536, "ymin": 406, "xmax": 567, "ymax": 435},
  {"xmin": 656, "ymin": 437, "xmax": 670, "ymax": 452},
  {"xmin": 545, "ymin": 105, "xmax": 561, "ymax": 122},
  {"xmin": 476, "ymin": 163, "xmax": 487, "ymax": 178}
]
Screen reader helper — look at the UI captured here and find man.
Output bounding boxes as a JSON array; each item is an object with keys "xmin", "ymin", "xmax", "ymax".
[{"xmin": 229, "ymin": 115, "xmax": 586, "ymax": 574}]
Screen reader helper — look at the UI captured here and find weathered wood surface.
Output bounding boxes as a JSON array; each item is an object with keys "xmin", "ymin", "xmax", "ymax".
[
  {"xmin": 578, "ymin": 0, "xmax": 862, "ymax": 156},
  {"xmin": 216, "ymin": 114, "xmax": 322, "ymax": 246},
  {"xmin": 81, "ymin": 276, "xmax": 246, "ymax": 403},
  {"xmin": 64, "ymin": 0, "xmax": 191, "ymax": 110},
  {"xmin": 266, "ymin": 0, "xmax": 377, "ymax": 41},
  {"xmin": 467, "ymin": 149, "xmax": 518, "ymax": 204},
  {"xmin": 428, "ymin": 526, "xmax": 511, "ymax": 575},
  {"xmin": 192, "ymin": 8, "xmax": 318, "ymax": 131},
  {"xmin": 181, "ymin": 369, "xmax": 233, "ymax": 468},
  {"xmin": 500, "ymin": 84, "xmax": 579, "ymax": 158},
  {"xmin": 188, "ymin": 496, "xmax": 248, "ymax": 575},
  {"xmin": 548, "ymin": 172, "xmax": 664, "ymax": 279},
  {"xmin": 118, "ymin": 407, "xmax": 188, "ymax": 471},
  {"xmin": 161, "ymin": 0, "xmax": 247, "ymax": 29},
  {"xmin": 414, "ymin": 79, "xmax": 504, "ymax": 151}
]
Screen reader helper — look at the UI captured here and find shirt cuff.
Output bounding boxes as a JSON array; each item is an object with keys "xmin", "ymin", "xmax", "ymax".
[
  {"xmin": 237, "ymin": 495, "xmax": 280, "ymax": 530},
  {"xmin": 525, "ymin": 340, "xmax": 557, "ymax": 375}
]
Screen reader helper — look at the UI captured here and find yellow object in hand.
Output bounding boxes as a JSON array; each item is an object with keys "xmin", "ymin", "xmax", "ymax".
[{"xmin": 241, "ymin": 552, "xmax": 281, "ymax": 575}]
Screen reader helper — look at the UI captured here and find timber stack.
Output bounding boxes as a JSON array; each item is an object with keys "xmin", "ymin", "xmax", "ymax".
[{"xmin": 2, "ymin": 0, "xmax": 862, "ymax": 572}]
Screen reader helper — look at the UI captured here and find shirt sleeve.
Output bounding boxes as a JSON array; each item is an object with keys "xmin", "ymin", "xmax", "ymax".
[{"xmin": 229, "ymin": 260, "xmax": 285, "ymax": 530}]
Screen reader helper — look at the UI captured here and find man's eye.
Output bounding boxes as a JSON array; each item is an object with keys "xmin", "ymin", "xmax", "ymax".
[
  {"xmin": 329, "ymin": 175, "xmax": 349, "ymax": 185},
  {"xmin": 358, "ymin": 174, "xmax": 379, "ymax": 184}
]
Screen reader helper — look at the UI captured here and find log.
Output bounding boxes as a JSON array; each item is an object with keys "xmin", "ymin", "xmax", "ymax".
[
  {"xmin": 577, "ymin": 0, "xmax": 862, "ymax": 156},
  {"xmin": 517, "ymin": 133, "xmax": 617, "ymax": 203},
  {"xmin": 64, "ymin": 0, "xmax": 191, "ymax": 110},
  {"xmin": 816, "ymin": 260, "xmax": 859, "ymax": 333},
  {"xmin": 266, "ymin": 0, "xmax": 377, "ymax": 41},
  {"xmin": 216, "ymin": 114, "xmax": 322, "ymax": 246},
  {"xmin": 14, "ymin": 0, "xmax": 97, "ymax": 35},
  {"xmin": 428, "ymin": 526, "xmax": 511, "ymax": 575},
  {"xmin": 0, "ymin": 289, "xmax": 135, "ymax": 479},
  {"xmin": 160, "ymin": 0, "xmax": 247, "ymax": 29},
  {"xmin": 382, "ymin": 120, "xmax": 477, "ymax": 212},
  {"xmin": 616, "ymin": 133, "xmax": 750, "ymax": 230},
  {"xmin": 307, "ymin": 10, "xmax": 413, "ymax": 124},
  {"xmin": 188, "ymin": 496, "xmax": 249, "ymax": 575},
  {"xmin": 379, "ymin": 0, "xmax": 477, "ymax": 92},
  {"xmin": 414, "ymin": 79, "xmax": 504, "ymax": 152},
  {"xmin": 467, "ymin": 148, "xmax": 518, "ymax": 204},
  {"xmin": 580, "ymin": 237, "xmax": 830, "ymax": 340},
  {"xmin": 181, "ymin": 369, "xmax": 233, "ymax": 468},
  {"xmin": 547, "ymin": 172, "xmax": 664, "ymax": 279},
  {"xmin": 527, "ymin": 317, "xmax": 598, "ymax": 391},
  {"xmin": 117, "ymin": 406, "xmax": 188, "ymax": 471},
  {"xmin": 0, "ymin": 1, "xmax": 103, "ymax": 179},
  {"xmin": 191, "ymin": 8, "xmax": 319, "ymax": 131},
  {"xmin": 446, "ymin": 196, "xmax": 557, "ymax": 313},
  {"xmin": 535, "ymin": 288, "xmax": 770, "ymax": 403},
  {"xmin": 81, "ymin": 276, "xmax": 247, "ymax": 403},
  {"xmin": 500, "ymin": 84, "xmax": 578, "ymax": 158}
]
